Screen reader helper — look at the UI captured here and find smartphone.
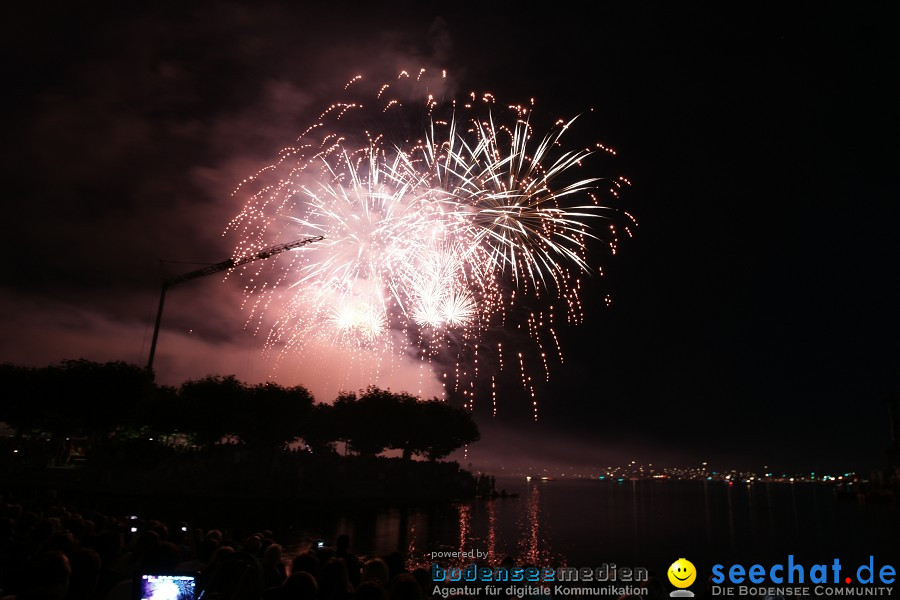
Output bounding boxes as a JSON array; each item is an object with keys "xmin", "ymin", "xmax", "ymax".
[
  {"xmin": 316, "ymin": 539, "xmax": 325, "ymax": 549},
  {"xmin": 138, "ymin": 573, "xmax": 197, "ymax": 600}
]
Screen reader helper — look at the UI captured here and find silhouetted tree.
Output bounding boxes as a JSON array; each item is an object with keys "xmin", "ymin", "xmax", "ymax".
[
  {"xmin": 332, "ymin": 387, "xmax": 479, "ymax": 459},
  {"xmin": 134, "ymin": 384, "xmax": 182, "ymax": 439},
  {"xmin": 56, "ymin": 359, "xmax": 154, "ymax": 443},
  {"xmin": 0, "ymin": 360, "xmax": 153, "ymax": 443},
  {"xmin": 415, "ymin": 401, "xmax": 480, "ymax": 460},
  {"xmin": 234, "ymin": 382, "xmax": 314, "ymax": 448},
  {"xmin": 177, "ymin": 375, "xmax": 245, "ymax": 446},
  {"xmin": 176, "ymin": 376, "xmax": 315, "ymax": 449},
  {"xmin": 0, "ymin": 363, "xmax": 39, "ymax": 433},
  {"xmin": 303, "ymin": 403, "xmax": 338, "ymax": 454},
  {"xmin": 1, "ymin": 360, "xmax": 479, "ymax": 468},
  {"xmin": 332, "ymin": 388, "xmax": 402, "ymax": 456}
]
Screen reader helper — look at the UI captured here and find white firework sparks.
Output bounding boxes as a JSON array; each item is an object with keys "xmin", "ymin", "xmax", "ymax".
[{"xmin": 226, "ymin": 70, "xmax": 633, "ymax": 416}]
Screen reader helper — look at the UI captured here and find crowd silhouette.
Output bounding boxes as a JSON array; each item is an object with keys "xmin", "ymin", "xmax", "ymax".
[
  {"xmin": 0, "ymin": 492, "xmax": 690, "ymax": 600},
  {"xmin": 0, "ymin": 493, "xmax": 441, "ymax": 600}
]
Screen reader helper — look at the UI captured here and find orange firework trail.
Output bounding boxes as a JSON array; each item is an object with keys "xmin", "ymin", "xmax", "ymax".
[{"xmin": 226, "ymin": 70, "xmax": 633, "ymax": 417}]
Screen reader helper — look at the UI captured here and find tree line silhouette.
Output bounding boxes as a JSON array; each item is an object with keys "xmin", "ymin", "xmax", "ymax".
[{"xmin": 0, "ymin": 359, "xmax": 479, "ymax": 462}]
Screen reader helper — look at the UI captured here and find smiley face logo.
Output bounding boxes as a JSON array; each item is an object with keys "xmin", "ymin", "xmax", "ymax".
[{"xmin": 668, "ymin": 558, "xmax": 696, "ymax": 589}]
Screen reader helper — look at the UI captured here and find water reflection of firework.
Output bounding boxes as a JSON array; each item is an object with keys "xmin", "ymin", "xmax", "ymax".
[{"xmin": 227, "ymin": 70, "xmax": 633, "ymax": 416}]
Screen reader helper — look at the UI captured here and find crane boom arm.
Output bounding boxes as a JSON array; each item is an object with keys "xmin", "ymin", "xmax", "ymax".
[
  {"xmin": 147, "ymin": 235, "xmax": 323, "ymax": 372},
  {"xmin": 163, "ymin": 235, "xmax": 324, "ymax": 288}
]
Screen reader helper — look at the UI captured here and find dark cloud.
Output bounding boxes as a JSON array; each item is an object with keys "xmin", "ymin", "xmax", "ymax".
[{"xmin": 1, "ymin": 3, "xmax": 459, "ymax": 400}]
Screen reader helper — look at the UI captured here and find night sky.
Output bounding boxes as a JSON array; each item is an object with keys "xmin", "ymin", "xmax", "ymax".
[{"xmin": 2, "ymin": 3, "xmax": 897, "ymax": 473}]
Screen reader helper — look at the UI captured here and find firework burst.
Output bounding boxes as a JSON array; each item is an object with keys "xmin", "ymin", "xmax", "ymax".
[{"xmin": 226, "ymin": 70, "xmax": 633, "ymax": 416}]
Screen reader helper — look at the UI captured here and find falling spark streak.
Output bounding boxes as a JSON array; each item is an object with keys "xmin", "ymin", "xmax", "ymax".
[{"xmin": 226, "ymin": 70, "xmax": 631, "ymax": 417}]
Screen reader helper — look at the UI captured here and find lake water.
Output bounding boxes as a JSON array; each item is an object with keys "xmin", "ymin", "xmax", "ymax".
[{"xmin": 288, "ymin": 478, "xmax": 900, "ymax": 578}]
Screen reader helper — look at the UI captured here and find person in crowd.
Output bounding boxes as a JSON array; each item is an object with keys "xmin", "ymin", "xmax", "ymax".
[
  {"xmin": 334, "ymin": 535, "xmax": 360, "ymax": 587},
  {"xmin": 281, "ymin": 571, "xmax": 318, "ymax": 600},
  {"xmin": 262, "ymin": 543, "xmax": 286, "ymax": 589},
  {"xmin": 388, "ymin": 573, "xmax": 423, "ymax": 600},
  {"xmin": 291, "ymin": 552, "xmax": 321, "ymax": 581},
  {"xmin": 319, "ymin": 558, "xmax": 354, "ymax": 600},
  {"xmin": 361, "ymin": 558, "xmax": 389, "ymax": 586},
  {"xmin": 355, "ymin": 581, "xmax": 388, "ymax": 600},
  {"xmin": 5, "ymin": 551, "xmax": 71, "ymax": 600},
  {"xmin": 65, "ymin": 548, "xmax": 100, "ymax": 600}
]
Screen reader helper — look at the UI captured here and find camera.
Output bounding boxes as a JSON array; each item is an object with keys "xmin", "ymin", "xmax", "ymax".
[{"xmin": 138, "ymin": 573, "xmax": 197, "ymax": 600}]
